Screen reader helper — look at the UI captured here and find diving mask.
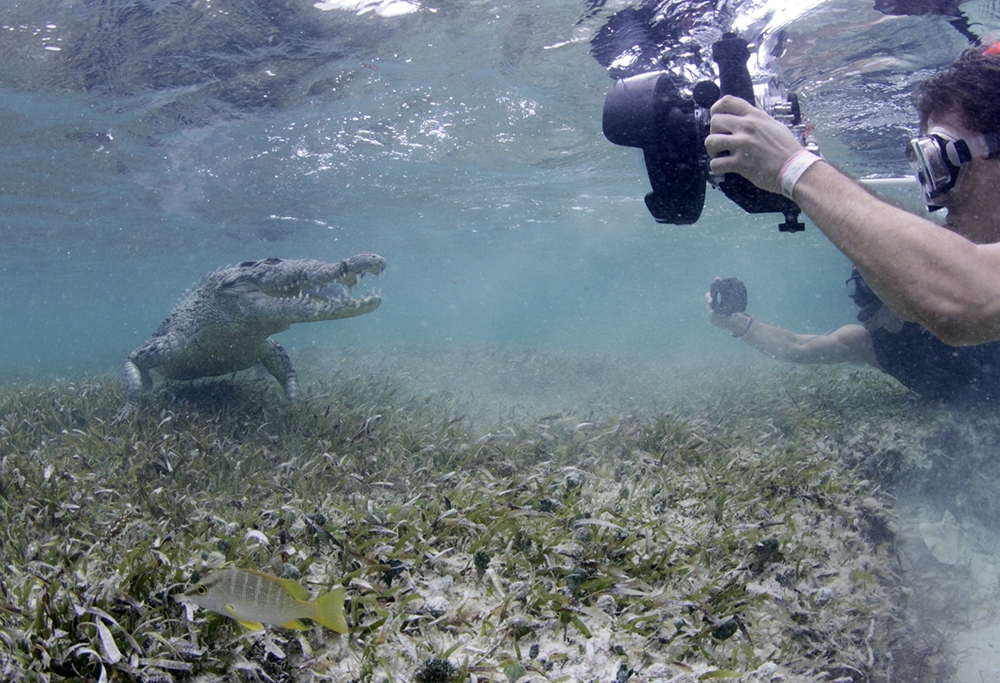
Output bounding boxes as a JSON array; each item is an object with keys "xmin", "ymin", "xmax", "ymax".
[{"xmin": 905, "ymin": 127, "xmax": 1000, "ymax": 209}]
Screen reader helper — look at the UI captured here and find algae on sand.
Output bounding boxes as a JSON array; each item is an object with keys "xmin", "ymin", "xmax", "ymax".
[{"xmin": 0, "ymin": 346, "xmax": 980, "ymax": 681}]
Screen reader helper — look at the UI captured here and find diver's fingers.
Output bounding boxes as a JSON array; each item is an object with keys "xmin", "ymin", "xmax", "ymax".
[
  {"xmin": 705, "ymin": 139, "xmax": 742, "ymax": 175},
  {"xmin": 709, "ymin": 95, "xmax": 755, "ymax": 117},
  {"xmin": 707, "ymin": 111, "xmax": 740, "ymax": 136}
]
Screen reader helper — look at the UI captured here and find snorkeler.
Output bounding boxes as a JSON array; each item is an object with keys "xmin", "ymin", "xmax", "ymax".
[
  {"xmin": 705, "ymin": 45, "xmax": 1000, "ymax": 347},
  {"xmin": 705, "ymin": 271, "xmax": 1000, "ymax": 403}
]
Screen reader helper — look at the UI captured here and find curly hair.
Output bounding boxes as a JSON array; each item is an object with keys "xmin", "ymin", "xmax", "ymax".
[{"xmin": 912, "ymin": 46, "xmax": 1000, "ymax": 134}]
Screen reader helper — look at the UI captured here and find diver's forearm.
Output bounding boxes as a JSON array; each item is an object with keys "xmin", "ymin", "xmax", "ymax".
[
  {"xmin": 719, "ymin": 313, "xmax": 825, "ymax": 363},
  {"xmin": 792, "ymin": 162, "xmax": 997, "ymax": 344},
  {"xmin": 715, "ymin": 311, "xmax": 875, "ymax": 365},
  {"xmin": 741, "ymin": 317, "xmax": 822, "ymax": 363}
]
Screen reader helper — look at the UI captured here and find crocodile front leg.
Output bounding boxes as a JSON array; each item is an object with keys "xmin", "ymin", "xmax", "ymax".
[
  {"xmin": 119, "ymin": 358, "xmax": 153, "ymax": 419},
  {"xmin": 260, "ymin": 339, "xmax": 301, "ymax": 404}
]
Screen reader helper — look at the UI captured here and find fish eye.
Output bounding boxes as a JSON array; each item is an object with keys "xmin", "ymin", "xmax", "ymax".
[{"xmin": 196, "ymin": 585, "xmax": 207, "ymax": 595}]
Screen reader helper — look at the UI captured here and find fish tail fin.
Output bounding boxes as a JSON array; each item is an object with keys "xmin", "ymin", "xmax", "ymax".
[{"xmin": 311, "ymin": 585, "xmax": 348, "ymax": 633}]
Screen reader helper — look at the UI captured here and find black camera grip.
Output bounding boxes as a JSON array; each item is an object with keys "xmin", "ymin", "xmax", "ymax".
[{"xmin": 712, "ymin": 34, "xmax": 755, "ymax": 104}]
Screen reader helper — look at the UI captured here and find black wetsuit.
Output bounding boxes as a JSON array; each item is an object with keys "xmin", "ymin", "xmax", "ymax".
[
  {"xmin": 869, "ymin": 324, "xmax": 1000, "ymax": 402},
  {"xmin": 850, "ymin": 268, "xmax": 1000, "ymax": 402}
]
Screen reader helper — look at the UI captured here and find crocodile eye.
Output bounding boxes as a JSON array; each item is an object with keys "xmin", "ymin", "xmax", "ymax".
[{"xmin": 262, "ymin": 257, "xmax": 282, "ymax": 264}]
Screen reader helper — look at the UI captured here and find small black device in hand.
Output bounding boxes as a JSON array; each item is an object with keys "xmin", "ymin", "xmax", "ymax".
[{"xmin": 710, "ymin": 278, "xmax": 747, "ymax": 315}]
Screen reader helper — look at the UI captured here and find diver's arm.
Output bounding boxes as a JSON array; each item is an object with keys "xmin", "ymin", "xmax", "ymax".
[
  {"xmin": 708, "ymin": 306, "xmax": 877, "ymax": 365},
  {"xmin": 706, "ymin": 95, "xmax": 1000, "ymax": 345},
  {"xmin": 788, "ymin": 163, "xmax": 1000, "ymax": 345}
]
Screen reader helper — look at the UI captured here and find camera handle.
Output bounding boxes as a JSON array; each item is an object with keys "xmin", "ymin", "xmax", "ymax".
[
  {"xmin": 713, "ymin": 34, "xmax": 755, "ymax": 104},
  {"xmin": 709, "ymin": 34, "xmax": 805, "ymax": 233}
]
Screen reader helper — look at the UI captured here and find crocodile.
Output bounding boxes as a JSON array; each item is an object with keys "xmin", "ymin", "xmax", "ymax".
[{"xmin": 119, "ymin": 253, "xmax": 385, "ymax": 417}]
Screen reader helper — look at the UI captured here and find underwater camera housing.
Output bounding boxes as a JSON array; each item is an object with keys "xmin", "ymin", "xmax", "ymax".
[{"xmin": 602, "ymin": 33, "xmax": 816, "ymax": 231}]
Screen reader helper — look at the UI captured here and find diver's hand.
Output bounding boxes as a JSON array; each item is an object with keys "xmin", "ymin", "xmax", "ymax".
[{"xmin": 705, "ymin": 96, "xmax": 805, "ymax": 194}]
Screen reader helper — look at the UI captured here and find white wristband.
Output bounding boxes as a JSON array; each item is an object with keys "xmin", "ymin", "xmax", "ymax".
[{"xmin": 777, "ymin": 150, "xmax": 821, "ymax": 200}]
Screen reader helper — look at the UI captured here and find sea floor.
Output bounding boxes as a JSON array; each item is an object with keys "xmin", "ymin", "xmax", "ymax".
[
  {"xmin": 2, "ymin": 343, "xmax": 999, "ymax": 682},
  {"xmin": 897, "ymin": 497, "xmax": 1000, "ymax": 683}
]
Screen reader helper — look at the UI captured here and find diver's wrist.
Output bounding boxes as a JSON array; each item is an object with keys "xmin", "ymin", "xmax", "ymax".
[
  {"xmin": 732, "ymin": 314, "xmax": 754, "ymax": 338},
  {"xmin": 777, "ymin": 150, "xmax": 821, "ymax": 200}
]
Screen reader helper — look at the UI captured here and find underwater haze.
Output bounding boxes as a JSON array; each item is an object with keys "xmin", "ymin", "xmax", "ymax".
[
  {"xmin": 7, "ymin": 2, "xmax": 1000, "ymax": 682},
  {"xmin": 0, "ymin": 0, "xmax": 984, "ymax": 381}
]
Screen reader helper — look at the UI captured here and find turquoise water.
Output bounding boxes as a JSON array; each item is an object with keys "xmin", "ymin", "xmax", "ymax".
[
  {"xmin": 5, "ymin": 6, "xmax": 1000, "ymax": 678},
  {"xmin": 0, "ymin": 0, "xmax": 989, "ymax": 381}
]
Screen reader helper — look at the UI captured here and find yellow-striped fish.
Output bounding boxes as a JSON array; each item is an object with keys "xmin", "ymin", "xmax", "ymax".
[{"xmin": 182, "ymin": 568, "xmax": 348, "ymax": 633}]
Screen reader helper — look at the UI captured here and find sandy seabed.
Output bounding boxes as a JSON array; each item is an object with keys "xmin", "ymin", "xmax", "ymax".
[{"xmin": 2, "ymin": 342, "xmax": 999, "ymax": 682}]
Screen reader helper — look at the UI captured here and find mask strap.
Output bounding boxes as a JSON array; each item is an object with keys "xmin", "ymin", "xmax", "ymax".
[{"xmin": 963, "ymin": 132, "xmax": 1000, "ymax": 159}]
